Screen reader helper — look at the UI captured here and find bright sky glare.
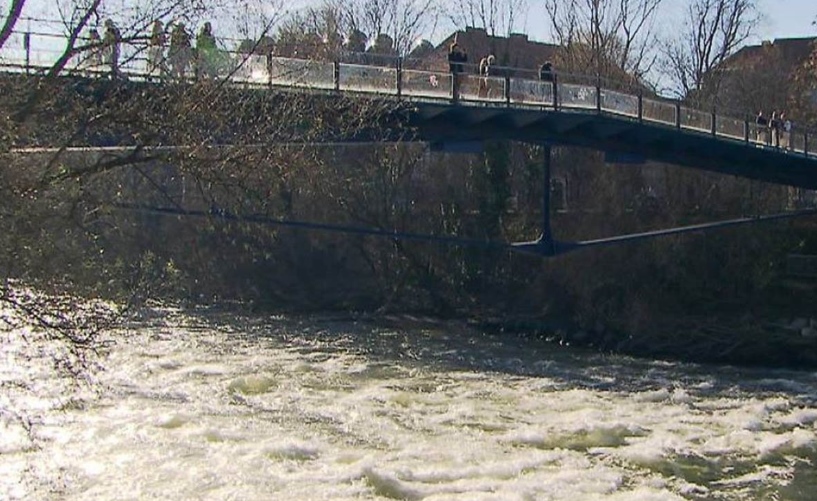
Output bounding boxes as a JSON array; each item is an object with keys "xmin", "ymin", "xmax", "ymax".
[
  {"xmin": 5, "ymin": 0, "xmax": 817, "ymax": 45},
  {"xmin": 515, "ymin": 0, "xmax": 816, "ymax": 45},
  {"xmin": 756, "ymin": 0, "xmax": 816, "ymax": 40}
]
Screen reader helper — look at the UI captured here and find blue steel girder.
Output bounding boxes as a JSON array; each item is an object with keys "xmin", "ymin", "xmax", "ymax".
[
  {"xmin": 508, "ymin": 113, "xmax": 548, "ymax": 129},
  {"xmin": 408, "ymin": 102, "xmax": 817, "ymax": 190}
]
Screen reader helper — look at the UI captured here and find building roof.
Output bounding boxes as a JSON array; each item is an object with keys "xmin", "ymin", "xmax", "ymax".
[{"xmin": 728, "ymin": 37, "xmax": 817, "ymax": 70}]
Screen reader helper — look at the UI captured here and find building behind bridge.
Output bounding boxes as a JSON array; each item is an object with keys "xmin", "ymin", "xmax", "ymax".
[
  {"xmin": 714, "ymin": 36, "xmax": 817, "ymax": 209},
  {"xmin": 713, "ymin": 36, "xmax": 817, "ymax": 117}
]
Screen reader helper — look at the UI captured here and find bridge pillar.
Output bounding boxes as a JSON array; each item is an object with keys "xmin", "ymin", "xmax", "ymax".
[{"xmin": 538, "ymin": 144, "xmax": 556, "ymax": 256}]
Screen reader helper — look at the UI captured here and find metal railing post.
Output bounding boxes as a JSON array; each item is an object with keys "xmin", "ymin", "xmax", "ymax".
[
  {"xmin": 675, "ymin": 102, "xmax": 681, "ymax": 129},
  {"xmin": 595, "ymin": 75, "xmax": 602, "ymax": 112},
  {"xmin": 637, "ymin": 92, "xmax": 643, "ymax": 123},
  {"xmin": 333, "ymin": 60, "xmax": 340, "ymax": 92},
  {"xmin": 23, "ymin": 32, "xmax": 31, "ymax": 74},
  {"xmin": 504, "ymin": 74, "xmax": 511, "ymax": 106},
  {"xmin": 596, "ymin": 85, "xmax": 602, "ymax": 112},
  {"xmin": 451, "ymin": 71, "xmax": 459, "ymax": 104},
  {"xmin": 805, "ymin": 132, "xmax": 809, "ymax": 157},
  {"xmin": 552, "ymin": 73, "xmax": 558, "ymax": 110},
  {"xmin": 396, "ymin": 56, "xmax": 402, "ymax": 97},
  {"xmin": 743, "ymin": 120, "xmax": 750, "ymax": 144},
  {"xmin": 266, "ymin": 53, "xmax": 273, "ymax": 88}
]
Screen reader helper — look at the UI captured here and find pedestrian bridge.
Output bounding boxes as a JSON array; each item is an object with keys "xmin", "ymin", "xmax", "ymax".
[
  {"xmin": 3, "ymin": 31, "xmax": 817, "ymax": 255},
  {"xmin": 0, "ymin": 33, "xmax": 817, "ymax": 189},
  {"xmin": 2, "ymin": 29, "xmax": 817, "ymax": 188}
]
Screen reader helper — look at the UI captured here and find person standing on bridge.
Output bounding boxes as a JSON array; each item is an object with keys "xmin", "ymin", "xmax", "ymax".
[
  {"xmin": 147, "ymin": 20, "xmax": 167, "ymax": 79},
  {"xmin": 539, "ymin": 61, "xmax": 554, "ymax": 82},
  {"xmin": 539, "ymin": 61, "xmax": 555, "ymax": 103},
  {"xmin": 196, "ymin": 22, "xmax": 218, "ymax": 79},
  {"xmin": 447, "ymin": 37, "xmax": 465, "ymax": 74},
  {"xmin": 781, "ymin": 113, "xmax": 792, "ymax": 150},
  {"xmin": 102, "ymin": 19, "xmax": 121, "ymax": 79},
  {"xmin": 770, "ymin": 111, "xmax": 781, "ymax": 148},
  {"xmin": 447, "ymin": 36, "xmax": 467, "ymax": 101},
  {"xmin": 755, "ymin": 111, "xmax": 768, "ymax": 145},
  {"xmin": 85, "ymin": 28, "xmax": 102, "ymax": 71},
  {"xmin": 169, "ymin": 22, "xmax": 192, "ymax": 79},
  {"xmin": 478, "ymin": 56, "xmax": 488, "ymax": 97},
  {"xmin": 478, "ymin": 54, "xmax": 495, "ymax": 98}
]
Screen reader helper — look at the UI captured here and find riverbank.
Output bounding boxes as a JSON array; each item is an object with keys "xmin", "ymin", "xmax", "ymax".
[
  {"xmin": 477, "ymin": 313, "xmax": 817, "ymax": 370},
  {"xmin": 233, "ymin": 304, "xmax": 817, "ymax": 370}
]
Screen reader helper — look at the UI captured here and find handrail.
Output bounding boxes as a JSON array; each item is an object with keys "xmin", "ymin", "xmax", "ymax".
[{"xmin": 1, "ymin": 29, "xmax": 816, "ymax": 160}]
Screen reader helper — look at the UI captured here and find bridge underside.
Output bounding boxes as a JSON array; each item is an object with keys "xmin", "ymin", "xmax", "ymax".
[{"xmin": 407, "ymin": 103, "xmax": 817, "ymax": 190}]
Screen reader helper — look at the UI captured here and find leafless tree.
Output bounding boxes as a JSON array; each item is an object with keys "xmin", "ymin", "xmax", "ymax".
[
  {"xmin": 337, "ymin": 0, "xmax": 439, "ymax": 56},
  {"xmin": 543, "ymin": 0, "xmax": 663, "ymax": 82},
  {"xmin": 274, "ymin": 3, "xmax": 346, "ymax": 58},
  {"xmin": 0, "ymin": 0, "xmax": 26, "ymax": 49},
  {"xmin": 0, "ymin": 0, "xmax": 283, "ymax": 368},
  {"xmin": 443, "ymin": 0, "xmax": 528, "ymax": 37},
  {"xmin": 660, "ymin": 0, "xmax": 759, "ymax": 103},
  {"xmin": 272, "ymin": 0, "xmax": 437, "ymax": 59}
]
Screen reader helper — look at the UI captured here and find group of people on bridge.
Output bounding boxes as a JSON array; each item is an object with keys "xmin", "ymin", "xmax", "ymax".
[
  {"xmin": 756, "ymin": 110, "xmax": 794, "ymax": 149},
  {"xmin": 447, "ymin": 35, "xmax": 557, "ymax": 99},
  {"xmin": 85, "ymin": 19, "xmax": 224, "ymax": 80}
]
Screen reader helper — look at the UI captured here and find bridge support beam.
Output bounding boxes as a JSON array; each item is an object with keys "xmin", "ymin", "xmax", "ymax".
[
  {"xmin": 538, "ymin": 144, "xmax": 556, "ymax": 255},
  {"xmin": 510, "ymin": 144, "xmax": 561, "ymax": 256}
]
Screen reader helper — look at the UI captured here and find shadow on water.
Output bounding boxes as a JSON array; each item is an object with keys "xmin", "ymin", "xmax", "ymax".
[{"xmin": 160, "ymin": 307, "xmax": 817, "ymax": 405}]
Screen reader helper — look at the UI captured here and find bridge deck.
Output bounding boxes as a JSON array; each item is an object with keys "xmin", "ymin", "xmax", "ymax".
[{"xmin": 2, "ymin": 33, "xmax": 816, "ymax": 188}]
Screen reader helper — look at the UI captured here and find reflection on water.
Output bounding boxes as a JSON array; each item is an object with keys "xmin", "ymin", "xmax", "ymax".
[{"xmin": 2, "ymin": 308, "xmax": 816, "ymax": 500}]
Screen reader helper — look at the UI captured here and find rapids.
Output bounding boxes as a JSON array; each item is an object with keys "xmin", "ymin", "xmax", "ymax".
[{"xmin": 2, "ymin": 307, "xmax": 816, "ymax": 500}]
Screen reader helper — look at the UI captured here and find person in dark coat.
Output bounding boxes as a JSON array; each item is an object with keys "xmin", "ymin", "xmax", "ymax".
[
  {"xmin": 169, "ymin": 22, "xmax": 192, "ymax": 79},
  {"xmin": 539, "ymin": 61, "xmax": 554, "ymax": 82},
  {"xmin": 448, "ymin": 41, "xmax": 462, "ymax": 73}
]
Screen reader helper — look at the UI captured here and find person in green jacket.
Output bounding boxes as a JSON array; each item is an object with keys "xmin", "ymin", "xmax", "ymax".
[{"xmin": 196, "ymin": 22, "xmax": 218, "ymax": 79}]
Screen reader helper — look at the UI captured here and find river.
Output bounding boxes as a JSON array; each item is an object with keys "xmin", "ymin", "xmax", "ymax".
[{"xmin": 2, "ymin": 306, "xmax": 816, "ymax": 500}]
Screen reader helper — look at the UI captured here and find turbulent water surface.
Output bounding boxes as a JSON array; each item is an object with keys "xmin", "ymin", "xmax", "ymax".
[{"xmin": 2, "ymin": 307, "xmax": 817, "ymax": 500}]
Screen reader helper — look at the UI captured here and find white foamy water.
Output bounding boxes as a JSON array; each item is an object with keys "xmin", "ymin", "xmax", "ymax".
[{"xmin": 2, "ymin": 308, "xmax": 817, "ymax": 500}]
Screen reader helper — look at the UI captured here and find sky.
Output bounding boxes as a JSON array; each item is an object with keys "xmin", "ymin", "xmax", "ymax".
[
  {"xmin": 5, "ymin": 0, "xmax": 817, "ymax": 46},
  {"xmin": 755, "ymin": 0, "xmax": 816, "ymax": 40},
  {"xmin": 514, "ymin": 0, "xmax": 816, "ymax": 45}
]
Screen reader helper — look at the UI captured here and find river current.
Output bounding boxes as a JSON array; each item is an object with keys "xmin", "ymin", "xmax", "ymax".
[{"xmin": 2, "ymin": 307, "xmax": 817, "ymax": 500}]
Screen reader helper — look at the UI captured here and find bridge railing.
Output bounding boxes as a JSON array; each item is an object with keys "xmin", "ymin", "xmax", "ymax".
[{"xmin": 1, "ymin": 29, "xmax": 815, "ymax": 160}]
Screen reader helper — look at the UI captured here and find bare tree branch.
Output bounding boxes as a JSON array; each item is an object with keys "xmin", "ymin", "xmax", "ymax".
[
  {"xmin": 444, "ymin": 0, "xmax": 528, "ymax": 36},
  {"xmin": 543, "ymin": 0, "xmax": 662, "ymax": 81},
  {"xmin": 660, "ymin": 0, "xmax": 758, "ymax": 101},
  {"xmin": 0, "ymin": 0, "xmax": 26, "ymax": 50}
]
